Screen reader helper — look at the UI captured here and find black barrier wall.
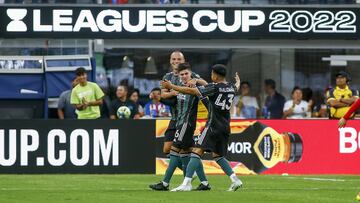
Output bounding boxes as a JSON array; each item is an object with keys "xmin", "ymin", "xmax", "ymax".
[
  {"xmin": 0, "ymin": 119, "xmax": 155, "ymax": 174},
  {"xmin": 0, "ymin": 5, "xmax": 359, "ymax": 39}
]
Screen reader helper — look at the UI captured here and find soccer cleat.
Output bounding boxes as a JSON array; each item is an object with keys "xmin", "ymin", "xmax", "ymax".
[
  {"xmin": 149, "ymin": 181, "xmax": 169, "ymax": 191},
  {"xmin": 195, "ymin": 183, "xmax": 211, "ymax": 191},
  {"xmin": 170, "ymin": 184, "xmax": 192, "ymax": 192},
  {"xmin": 227, "ymin": 180, "xmax": 242, "ymax": 192}
]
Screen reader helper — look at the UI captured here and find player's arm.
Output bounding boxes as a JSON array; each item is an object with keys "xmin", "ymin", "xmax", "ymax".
[
  {"xmin": 187, "ymin": 78, "xmax": 208, "ymax": 87},
  {"xmin": 161, "ymin": 80, "xmax": 201, "ymax": 96},
  {"xmin": 161, "ymin": 89, "xmax": 178, "ymax": 99}
]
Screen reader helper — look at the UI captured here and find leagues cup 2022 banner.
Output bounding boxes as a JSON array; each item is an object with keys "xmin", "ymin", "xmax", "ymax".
[
  {"xmin": 156, "ymin": 119, "xmax": 360, "ymax": 175},
  {"xmin": 0, "ymin": 5, "xmax": 360, "ymax": 39}
]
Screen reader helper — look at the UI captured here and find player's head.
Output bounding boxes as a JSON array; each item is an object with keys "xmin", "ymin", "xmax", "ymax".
[
  {"xmin": 211, "ymin": 64, "xmax": 227, "ymax": 82},
  {"xmin": 116, "ymin": 85, "xmax": 128, "ymax": 100},
  {"xmin": 177, "ymin": 62, "xmax": 192, "ymax": 83},
  {"xmin": 75, "ymin": 67, "xmax": 87, "ymax": 85},
  {"xmin": 335, "ymin": 71, "xmax": 350, "ymax": 87},
  {"xmin": 264, "ymin": 79, "xmax": 276, "ymax": 95},
  {"xmin": 240, "ymin": 81, "xmax": 251, "ymax": 96},
  {"xmin": 150, "ymin": 87, "xmax": 161, "ymax": 102},
  {"xmin": 170, "ymin": 50, "xmax": 185, "ymax": 73},
  {"xmin": 291, "ymin": 86, "xmax": 303, "ymax": 101}
]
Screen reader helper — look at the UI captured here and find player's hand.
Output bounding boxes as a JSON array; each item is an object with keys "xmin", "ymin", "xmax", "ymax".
[
  {"xmin": 186, "ymin": 78, "xmax": 197, "ymax": 87},
  {"xmin": 338, "ymin": 118, "xmax": 347, "ymax": 128},
  {"xmin": 161, "ymin": 80, "xmax": 172, "ymax": 89},
  {"xmin": 171, "ymin": 90, "xmax": 178, "ymax": 96}
]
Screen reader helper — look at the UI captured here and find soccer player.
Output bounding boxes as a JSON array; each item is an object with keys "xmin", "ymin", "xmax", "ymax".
[
  {"xmin": 150, "ymin": 63, "xmax": 210, "ymax": 191},
  {"xmin": 161, "ymin": 64, "xmax": 242, "ymax": 192},
  {"xmin": 338, "ymin": 98, "xmax": 360, "ymax": 128},
  {"xmin": 159, "ymin": 51, "xmax": 204, "ymax": 167},
  {"xmin": 160, "ymin": 51, "xmax": 185, "ymax": 159}
]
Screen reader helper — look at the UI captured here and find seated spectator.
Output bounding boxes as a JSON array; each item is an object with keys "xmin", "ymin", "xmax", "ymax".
[
  {"xmin": 110, "ymin": 85, "xmax": 139, "ymax": 119},
  {"xmin": 58, "ymin": 77, "xmax": 79, "ymax": 119},
  {"xmin": 263, "ymin": 79, "xmax": 285, "ymax": 119},
  {"xmin": 312, "ymin": 90, "xmax": 328, "ymax": 118},
  {"xmin": 144, "ymin": 87, "xmax": 171, "ymax": 118},
  {"xmin": 327, "ymin": 71, "xmax": 359, "ymax": 119},
  {"xmin": 231, "ymin": 81, "xmax": 259, "ymax": 119},
  {"xmin": 283, "ymin": 86, "xmax": 310, "ymax": 119},
  {"xmin": 129, "ymin": 88, "xmax": 144, "ymax": 117}
]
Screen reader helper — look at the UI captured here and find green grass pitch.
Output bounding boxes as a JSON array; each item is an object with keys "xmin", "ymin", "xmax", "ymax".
[{"xmin": 0, "ymin": 174, "xmax": 359, "ymax": 203}]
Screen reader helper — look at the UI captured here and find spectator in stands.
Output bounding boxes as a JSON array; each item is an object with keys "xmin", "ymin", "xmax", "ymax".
[
  {"xmin": 57, "ymin": 77, "xmax": 79, "ymax": 119},
  {"xmin": 70, "ymin": 67, "xmax": 104, "ymax": 119},
  {"xmin": 231, "ymin": 81, "xmax": 259, "ymax": 119},
  {"xmin": 129, "ymin": 88, "xmax": 144, "ymax": 117},
  {"xmin": 283, "ymin": 86, "xmax": 310, "ymax": 119},
  {"xmin": 242, "ymin": 0, "xmax": 250, "ymax": 3},
  {"xmin": 302, "ymin": 87, "xmax": 314, "ymax": 114},
  {"xmin": 263, "ymin": 79, "xmax": 285, "ymax": 119},
  {"xmin": 110, "ymin": 85, "xmax": 139, "ymax": 119},
  {"xmin": 216, "ymin": 0, "xmax": 224, "ymax": 3},
  {"xmin": 158, "ymin": 0, "xmax": 186, "ymax": 3},
  {"xmin": 268, "ymin": 0, "xmax": 276, "ymax": 4},
  {"xmin": 128, "ymin": 0, "xmax": 152, "ymax": 2},
  {"xmin": 312, "ymin": 90, "xmax": 328, "ymax": 118},
  {"xmin": 100, "ymin": 87, "xmax": 112, "ymax": 119},
  {"xmin": 144, "ymin": 87, "xmax": 171, "ymax": 118},
  {"xmin": 326, "ymin": 71, "xmax": 359, "ymax": 119}
]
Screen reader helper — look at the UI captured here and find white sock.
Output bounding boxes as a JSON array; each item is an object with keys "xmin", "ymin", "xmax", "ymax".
[
  {"xmin": 230, "ymin": 173, "xmax": 239, "ymax": 183},
  {"xmin": 162, "ymin": 181, "xmax": 169, "ymax": 187},
  {"xmin": 201, "ymin": 181, "xmax": 209, "ymax": 186},
  {"xmin": 182, "ymin": 177, "xmax": 192, "ymax": 186}
]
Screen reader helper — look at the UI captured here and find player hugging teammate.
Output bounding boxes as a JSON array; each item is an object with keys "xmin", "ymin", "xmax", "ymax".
[{"xmin": 151, "ymin": 55, "xmax": 243, "ymax": 191}]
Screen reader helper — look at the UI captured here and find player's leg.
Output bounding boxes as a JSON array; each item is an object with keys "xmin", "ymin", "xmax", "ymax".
[
  {"xmin": 212, "ymin": 133, "xmax": 242, "ymax": 191},
  {"xmin": 172, "ymin": 126, "xmax": 213, "ymax": 191},
  {"xmin": 177, "ymin": 123, "xmax": 196, "ymax": 176},
  {"xmin": 150, "ymin": 125, "xmax": 182, "ymax": 191},
  {"xmin": 163, "ymin": 122, "xmax": 183, "ymax": 170},
  {"xmin": 149, "ymin": 145, "xmax": 181, "ymax": 191}
]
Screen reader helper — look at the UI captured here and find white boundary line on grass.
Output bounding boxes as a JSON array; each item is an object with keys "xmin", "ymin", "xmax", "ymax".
[{"xmin": 285, "ymin": 177, "xmax": 346, "ymax": 182}]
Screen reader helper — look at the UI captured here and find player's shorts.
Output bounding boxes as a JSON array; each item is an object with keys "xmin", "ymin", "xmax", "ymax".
[
  {"xmin": 196, "ymin": 125, "xmax": 229, "ymax": 157},
  {"xmin": 172, "ymin": 122, "xmax": 196, "ymax": 149},
  {"xmin": 164, "ymin": 120, "xmax": 177, "ymax": 142}
]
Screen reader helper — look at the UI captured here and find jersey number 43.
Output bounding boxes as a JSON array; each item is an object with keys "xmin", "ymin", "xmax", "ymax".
[{"xmin": 215, "ymin": 94, "xmax": 234, "ymax": 110}]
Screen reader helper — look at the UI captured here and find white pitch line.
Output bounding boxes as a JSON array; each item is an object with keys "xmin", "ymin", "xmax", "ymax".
[{"xmin": 285, "ymin": 177, "xmax": 345, "ymax": 182}]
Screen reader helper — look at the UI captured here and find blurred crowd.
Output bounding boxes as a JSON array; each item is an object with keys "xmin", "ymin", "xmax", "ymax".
[
  {"xmin": 59, "ymin": 63, "xmax": 359, "ymax": 120},
  {"xmin": 1, "ymin": 0, "xmax": 358, "ymax": 4}
]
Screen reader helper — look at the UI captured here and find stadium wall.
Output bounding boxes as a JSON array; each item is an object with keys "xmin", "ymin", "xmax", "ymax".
[
  {"xmin": 156, "ymin": 120, "xmax": 360, "ymax": 175},
  {"xmin": 0, "ymin": 119, "xmax": 155, "ymax": 174}
]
